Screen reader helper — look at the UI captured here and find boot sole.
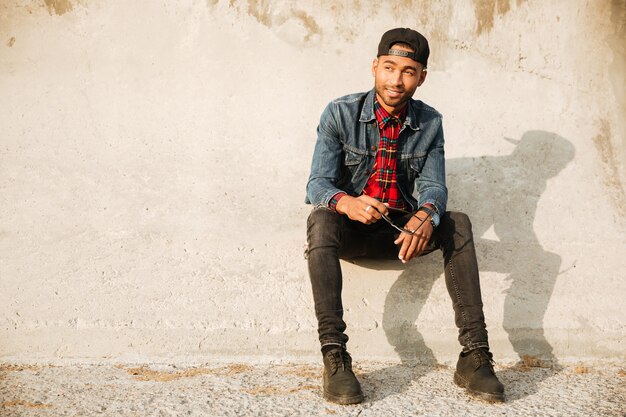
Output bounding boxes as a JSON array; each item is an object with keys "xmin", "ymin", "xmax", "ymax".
[
  {"xmin": 323, "ymin": 388, "xmax": 364, "ymax": 405},
  {"xmin": 454, "ymin": 372, "xmax": 505, "ymax": 403}
]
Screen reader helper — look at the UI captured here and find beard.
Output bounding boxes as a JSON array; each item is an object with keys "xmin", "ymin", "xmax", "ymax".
[{"xmin": 375, "ymin": 84, "xmax": 413, "ymax": 111}]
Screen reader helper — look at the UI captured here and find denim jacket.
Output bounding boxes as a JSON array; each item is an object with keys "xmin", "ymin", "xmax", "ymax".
[{"xmin": 305, "ymin": 88, "xmax": 447, "ymax": 226}]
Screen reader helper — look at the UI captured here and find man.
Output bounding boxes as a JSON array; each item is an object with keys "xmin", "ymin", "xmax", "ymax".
[{"xmin": 305, "ymin": 28, "xmax": 505, "ymax": 404}]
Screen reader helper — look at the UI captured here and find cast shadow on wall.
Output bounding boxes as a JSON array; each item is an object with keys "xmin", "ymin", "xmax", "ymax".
[{"xmin": 355, "ymin": 131, "xmax": 575, "ymax": 403}]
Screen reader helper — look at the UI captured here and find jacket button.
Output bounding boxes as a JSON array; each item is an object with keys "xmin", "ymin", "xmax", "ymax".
[{"xmin": 370, "ymin": 145, "xmax": 377, "ymax": 151}]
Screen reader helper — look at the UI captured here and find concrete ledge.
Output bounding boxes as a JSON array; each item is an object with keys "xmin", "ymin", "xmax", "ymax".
[{"xmin": 0, "ymin": 327, "xmax": 622, "ymax": 366}]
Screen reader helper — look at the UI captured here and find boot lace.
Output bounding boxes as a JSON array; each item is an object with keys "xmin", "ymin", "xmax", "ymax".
[
  {"xmin": 473, "ymin": 348, "xmax": 496, "ymax": 373},
  {"xmin": 328, "ymin": 349, "xmax": 353, "ymax": 375}
]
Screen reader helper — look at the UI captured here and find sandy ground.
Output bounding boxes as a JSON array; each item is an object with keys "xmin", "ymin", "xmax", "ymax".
[{"xmin": 0, "ymin": 360, "xmax": 624, "ymax": 417}]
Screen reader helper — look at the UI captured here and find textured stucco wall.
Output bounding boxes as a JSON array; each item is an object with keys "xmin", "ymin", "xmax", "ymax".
[{"xmin": 1, "ymin": 0, "xmax": 624, "ymax": 364}]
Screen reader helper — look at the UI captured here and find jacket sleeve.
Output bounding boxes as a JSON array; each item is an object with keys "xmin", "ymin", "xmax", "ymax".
[
  {"xmin": 305, "ymin": 102, "xmax": 347, "ymax": 207},
  {"xmin": 414, "ymin": 122, "xmax": 448, "ymax": 226}
]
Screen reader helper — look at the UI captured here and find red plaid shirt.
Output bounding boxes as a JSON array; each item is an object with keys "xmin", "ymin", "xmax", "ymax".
[
  {"xmin": 362, "ymin": 99, "xmax": 408, "ymax": 210},
  {"xmin": 329, "ymin": 98, "xmax": 408, "ymax": 211}
]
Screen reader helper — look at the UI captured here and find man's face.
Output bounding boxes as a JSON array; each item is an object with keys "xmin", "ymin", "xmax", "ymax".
[{"xmin": 372, "ymin": 44, "xmax": 427, "ymax": 115}]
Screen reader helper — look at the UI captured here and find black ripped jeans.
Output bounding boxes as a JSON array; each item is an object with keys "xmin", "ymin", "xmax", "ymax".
[{"xmin": 306, "ymin": 207, "xmax": 489, "ymax": 352}]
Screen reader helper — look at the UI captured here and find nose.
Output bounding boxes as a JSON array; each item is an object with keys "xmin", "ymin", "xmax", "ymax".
[{"xmin": 390, "ymin": 70, "xmax": 403, "ymax": 87}]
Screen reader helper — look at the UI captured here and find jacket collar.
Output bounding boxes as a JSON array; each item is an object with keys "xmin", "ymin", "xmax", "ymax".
[{"xmin": 359, "ymin": 88, "xmax": 420, "ymax": 131}]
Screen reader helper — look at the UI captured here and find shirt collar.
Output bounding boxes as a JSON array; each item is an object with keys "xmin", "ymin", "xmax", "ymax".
[
  {"xmin": 359, "ymin": 89, "xmax": 420, "ymax": 131},
  {"xmin": 374, "ymin": 96, "xmax": 407, "ymax": 129}
]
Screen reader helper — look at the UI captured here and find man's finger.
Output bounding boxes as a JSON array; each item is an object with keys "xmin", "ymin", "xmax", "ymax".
[
  {"xmin": 412, "ymin": 236, "xmax": 426, "ymax": 258},
  {"xmin": 372, "ymin": 201, "xmax": 389, "ymax": 216},
  {"xmin": 405, "ymin": 233, "xmax": 421, "ymax": 260},
  {"xmin": 365, "ymin": 205, "xmax": 382, "ymax": 220},
  {"xmin": 398, "ymin": 234, "xmax": 413, "ymax": 263},
  {"xmin": 414, "ymin": 233, "xmax": 431, "ymax": 258},
  {"xmin": 368, "ymin": 206, "xmax": 383, "ymax": 220},
  {"xmin": 363, "ymin": 207, "xmax": 381, "ymax": 223},
  {"xmin": 394, "ymin": 231, "xmax": 407, "ymax": 246},
  {"xmin": 359, "ymin": 195, "xmax": 389, "ymax": 216}
]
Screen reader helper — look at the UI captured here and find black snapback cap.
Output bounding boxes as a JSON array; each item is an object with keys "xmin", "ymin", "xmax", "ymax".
[{"xmin": 377, "ymin": 28, "xmax": 430, "ymax": 68}]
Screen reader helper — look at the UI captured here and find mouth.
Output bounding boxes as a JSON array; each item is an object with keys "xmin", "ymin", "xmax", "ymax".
[{"xmin": 386, "ymin": 88, "xmax": 404, "ymax": 98}]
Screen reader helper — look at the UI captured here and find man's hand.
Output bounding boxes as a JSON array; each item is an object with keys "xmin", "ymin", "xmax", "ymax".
[
  {"xmin": 335, "ymin": 195, "xmax": 388, "ymax": 224},
  {"xmin": 394, "ymin": 213, "xmax": 433, "ymax": 263}
]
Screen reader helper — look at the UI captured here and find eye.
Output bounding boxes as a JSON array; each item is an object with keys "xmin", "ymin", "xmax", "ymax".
[{"xmin": 404, "ymin": 70, "xmax": 416, "ymax": 76}]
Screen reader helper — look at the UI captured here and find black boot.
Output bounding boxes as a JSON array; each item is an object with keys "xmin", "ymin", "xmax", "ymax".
[
  {"xmin": 454, "ymin": 348, "xmax": 505, "ymax": 403},
  {"xmin": 322, "ymin": 347, "xmax": 364, "ymax": 405}
]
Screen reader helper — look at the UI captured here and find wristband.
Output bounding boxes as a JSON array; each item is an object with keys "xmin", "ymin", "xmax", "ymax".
[
  {"xmin": 415, "ymin": 206, "xmax": 435, "ymax": 219},
  {"xmin": 413, "ymin": 206, "xmax": 436, "ymax": 227}
]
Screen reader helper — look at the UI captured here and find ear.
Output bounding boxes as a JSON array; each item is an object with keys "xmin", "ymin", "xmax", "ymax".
[
  {"xmin": 371, "ymin": 58, "xmax": 378, "ymax": 77},
  {"xmin": 417, "ymin": 69, "xmax": 427, "ymax": 86}
]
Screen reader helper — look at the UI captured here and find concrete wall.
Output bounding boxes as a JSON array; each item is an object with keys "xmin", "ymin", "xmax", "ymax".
[{"xmin": 1, "ymin": 0, "xmax": 624, "ymax": 364}]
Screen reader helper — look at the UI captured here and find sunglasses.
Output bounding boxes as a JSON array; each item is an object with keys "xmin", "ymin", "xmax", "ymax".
[{"xmin": 373, "ymin": 207, "xmax": 430, "ymax": 235}]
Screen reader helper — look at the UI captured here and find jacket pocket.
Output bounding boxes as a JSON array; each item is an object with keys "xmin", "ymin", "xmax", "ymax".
[
  {"xmin": 344, "ymin": 148, "xmax": 366, "ymax": 166},
  {"xmin": 339, "ymin": 148, "xmax": 369, "ymax": 193}
]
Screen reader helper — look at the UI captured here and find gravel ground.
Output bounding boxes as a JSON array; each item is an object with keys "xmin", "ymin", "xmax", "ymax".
[{"xmin": 0, "ymin": 361, "xmax": 624, "ymax": 417}]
